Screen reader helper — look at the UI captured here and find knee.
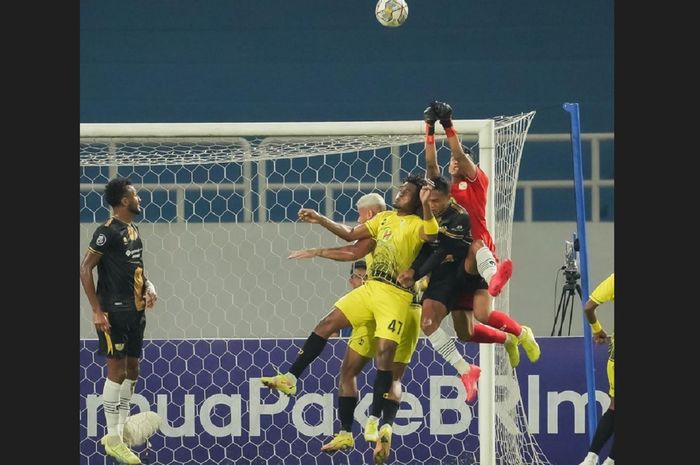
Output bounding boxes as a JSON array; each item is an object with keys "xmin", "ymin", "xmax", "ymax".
[
  {"xmin": 375, "ymin": 342, "xmax": 397, "ymax": 368},
  {"xmin": 125, "ymin": 359, "xmax": 139, "ymax": 380},
  {"xmin": 108, "ymin": 368, "xmax": 127, "ymax": 384},
  {"xmin": 420, "ymin": 318, "xmax": 439, "ymax": 335},
  {"xmin": 315, "ymin": 316, "xmax": 336, "ymax": 338},
  {"xmin": 420, "ymin": 302, "xmax": 444, "ymax": 335},
  {"xmin": 471, "ymin": 240, "xmax": 485, "ymax": 251},
  {"xmin": 126, "ymin": 366, "xmax": 139, "ymax": 380}
]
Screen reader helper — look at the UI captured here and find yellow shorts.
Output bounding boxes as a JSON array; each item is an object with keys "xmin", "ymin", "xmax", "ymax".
[
  {"xmin": 347, "ymin": 303, "xmax": 421, "ymax": 364},
  {"xmin": 607, "ymin": 359, "xmax": 614, "ymax": 398},
  {"xmin": 335, "ymin": 280, "xmax": 414, "ymax": 344}
]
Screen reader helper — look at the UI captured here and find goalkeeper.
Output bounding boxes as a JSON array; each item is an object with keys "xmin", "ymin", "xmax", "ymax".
[{"xmin": 421, "ymin": 101, "xmax": 541, "ymax": 367}]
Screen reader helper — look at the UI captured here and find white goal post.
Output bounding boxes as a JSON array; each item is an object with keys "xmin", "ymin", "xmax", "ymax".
[{"xmin": 80, "ymin": 115, "xmax": 548, "ymax": 465}]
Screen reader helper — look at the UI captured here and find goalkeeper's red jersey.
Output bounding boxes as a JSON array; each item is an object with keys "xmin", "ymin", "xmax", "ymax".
[{"xmin": 450, "ymin": 167, "xmax": 496, "ymax": 255}]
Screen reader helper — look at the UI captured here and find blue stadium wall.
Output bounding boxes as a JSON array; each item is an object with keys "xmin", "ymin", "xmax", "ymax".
[{"xmin": 80, "ymin": 0, "xmax": 613, "ymax": 221}]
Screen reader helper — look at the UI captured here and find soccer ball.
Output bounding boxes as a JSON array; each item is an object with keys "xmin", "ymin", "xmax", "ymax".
[
  {"xmin": 123, "ymin": 411, "xmax": 162, "ymax": 447},
  {"xmin": 375, "ymin": 0, "xmax": 409, "ymax": 28}
]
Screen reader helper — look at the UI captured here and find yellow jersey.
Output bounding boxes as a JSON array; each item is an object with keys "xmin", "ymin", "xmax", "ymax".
[
  {"xmin": 590, "ymin": 273, "xmax": 614, "ymax": 304},
  {"xmin": 364, "ymin": 210, "xmax": 425, "ymax": 286}
]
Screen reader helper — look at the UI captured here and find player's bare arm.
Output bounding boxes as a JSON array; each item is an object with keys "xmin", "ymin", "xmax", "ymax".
[
  {"xmin": 584, "ymin": 299, "xmax": 608, "ymax": 343},
  {"xmin": 80, "ymin": 249, "xmax": 110, "ymax": 332},
  {"xmin": 433, "ymin": 100, "xmax": 478, "ymax": 180},
  {"xmin": 289, "ymin": 238, "xmax": 376, "ymax": 261},
  {"xmin": 298, "ymin": 207, "xmax": 372, "ymax": 241},
  {"xmin": 418, "ymin": 185, "xmax": 438, "ymax": 242}
]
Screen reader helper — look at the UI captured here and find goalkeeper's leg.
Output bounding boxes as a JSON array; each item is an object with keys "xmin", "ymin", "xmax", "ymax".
[
  {"xmin": 468, "ymin": 285, "xmax": 541, "ymax": 363},
  {"xmin": 465, "ymin": 239, "xmax": 513, "ymax": 298},
  {"xmin": 450, "ymin": 306, "xmax": 520, "ymax": 368}
]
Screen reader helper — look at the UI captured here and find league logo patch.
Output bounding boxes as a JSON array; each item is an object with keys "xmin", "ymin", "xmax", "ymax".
[
  {"xmin": 96, "ymin": 234, "xmax": 106, "ymax": 246},
  {"xmin": 458, "ymin": 182, "xmax": 468, "ymax": 190}
]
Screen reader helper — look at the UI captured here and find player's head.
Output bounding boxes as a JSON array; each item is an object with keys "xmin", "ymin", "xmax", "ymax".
[
  {"xmin": 449, "ymin": 146, "xmax": 473, "ymax": 177},
  {"xmin": 105, "ymin": 177, "xmax": 141, "ymax": 216},
  {"xmin": 349, "ymin": 260, "xmax": 367, "ymax": 289},
  {"xmin": 393, "ymin": 174, "xmax": 425, "ymax": 214},
  {"xmin": 427, "ymin": 176, "xmax": 451, "ymax": 215},
  {"xmin": 356, "ymin": 193, "xmax": 386, "ymax": 223}
]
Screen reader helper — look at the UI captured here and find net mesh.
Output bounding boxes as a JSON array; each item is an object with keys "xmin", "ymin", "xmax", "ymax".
[{"xmin": 79, "ymin": 113, "xmax": 551, "ymax": 465}]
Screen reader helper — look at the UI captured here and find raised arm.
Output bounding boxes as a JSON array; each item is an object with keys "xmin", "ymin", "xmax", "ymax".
[
  {"xmin": 423, "ymin": 104, "xmax": 442, "ymax": 179},
  {"xmin": 418, "ymin": 184, "xmax": 439, "ymax": 242},
  {"xmin": 298, "ymin": 208, "xmax": 372, "ymax": 242},
  {"xmin": 434, "ymin": 101, "xmax": 479, "ymax": 180},
  {"xmin": 289, "ymin": 238, "xmax": 376, "ymax": 261}
]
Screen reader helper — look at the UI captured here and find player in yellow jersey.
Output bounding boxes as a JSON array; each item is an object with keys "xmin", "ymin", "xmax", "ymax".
[
  {"xmin": 578, "ymin": 273, "xmax": 615, "ymax": 465},
  {"xmin": 288, "ymin": 192, "xmax": 422, "ymax": 460},
  {"xmin": 261, "ymin": 175, "xmax": 438, "ymax": 464}
]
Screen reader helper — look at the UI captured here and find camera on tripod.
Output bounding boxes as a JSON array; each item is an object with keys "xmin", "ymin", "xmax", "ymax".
[
  {"xmin": 551, "ymin": 234, "xmax": 583, "ymax": 336},
  {"xmin": 564, "ymin": 239, "xmax": 579, "ymax": 273}
]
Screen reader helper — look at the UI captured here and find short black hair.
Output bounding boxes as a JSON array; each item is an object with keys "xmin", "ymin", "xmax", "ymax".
[
  {"xmin": 403, "ymin": 174, "xmax": 426, "ymax": 191},
  {"xmin": 104, "ymin": 177, "xmax": 133, "ymax": 207},
  {"xmin": 351, "ymin": 260, "xmax": 367, "ymax": 274},
  {"xmin": 430, "ymin": 176, "xmax": 451, "ymax": 196}
]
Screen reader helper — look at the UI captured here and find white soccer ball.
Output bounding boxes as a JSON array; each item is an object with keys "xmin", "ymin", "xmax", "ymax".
[
  {"xmin": 123, "ymin": 411, "xmax": 162, "ymax": 447},
  {"xmin": 375, "ymin": 0, "xmax": 409, "ymax": 28}
]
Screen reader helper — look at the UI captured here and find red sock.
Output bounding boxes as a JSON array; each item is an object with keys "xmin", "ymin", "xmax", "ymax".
[
  {"xmin": 486, "ymin": 310, "xmax": 522, "ymax": 336},
  {"xmin": 470, "ymin": 323, "xmax": 507, "ymax": 344}
]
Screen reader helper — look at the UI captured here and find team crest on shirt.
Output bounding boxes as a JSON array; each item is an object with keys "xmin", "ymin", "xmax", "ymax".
[
  {"xmin": 458, "ymin": 181, "xmax": 468, "ymax": 190},
  {"xmin": 96, "ymin": 234, "xmax": 106, "ymax": 246}
]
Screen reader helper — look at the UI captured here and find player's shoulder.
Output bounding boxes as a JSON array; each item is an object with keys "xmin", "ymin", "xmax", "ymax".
[
  {"xmin": 448, "ymin": 199, "xmax": 468, "ymax": 216},
  {"xmin": 93, "ymin": 217, "xmax": 118, "ymax": 234}
]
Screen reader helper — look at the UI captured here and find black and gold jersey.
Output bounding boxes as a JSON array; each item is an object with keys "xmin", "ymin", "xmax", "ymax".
[{"xmin": 88, "ymin": 217, "xmax": 146, "ymax": 311}]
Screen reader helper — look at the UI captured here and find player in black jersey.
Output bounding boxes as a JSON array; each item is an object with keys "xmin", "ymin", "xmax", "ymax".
[
  {"xmin": 397, "ymin": 176, "xmax": 517, "ymax": 401},
  {"xmin": 80, "ymin": 177, "xmax": 157, "ymax": 465}
]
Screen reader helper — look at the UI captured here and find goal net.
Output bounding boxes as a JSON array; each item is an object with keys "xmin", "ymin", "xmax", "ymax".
[{"xmin": 79, "ymin": 115, "xmax": 549, "ymax": 465}]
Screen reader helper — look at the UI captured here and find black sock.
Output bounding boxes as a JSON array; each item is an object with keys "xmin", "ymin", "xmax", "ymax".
[
  {"xmin": 590, "ymin": 409, "xmax": 615, "ymax": 454},
  {"xmin": 382, "ymin": 398, "xmax": 401, "ymax": 426},
  {"xmin": 288, "ymin": 332, "xmax": 327, "ymax": 378},
  {"xmin": 338, "ymin": 396, "xmax": 357, "ymax": 433},
  {"xmin": 370, "ymin": 370, "xmax": 393, "ymax": 418},
  {"xmin": 608, "ymin": 436, "xmax": 615, "ymax": 460}
]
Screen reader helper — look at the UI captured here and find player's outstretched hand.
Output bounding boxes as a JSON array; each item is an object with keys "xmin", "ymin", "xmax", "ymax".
[
  {"xmin": 298, "ymin": 208, "xmax": 322, "ymax": 224},
  {"xmin": 397, "ymin": 269, "xmax": 416, "ymax": 289},
  {"xmin": 288, "ymin": 249, "xmax": 316, "ymax": 259},
  {"xmin": 433, "ymin": 101, "xmax": 453, "ymax": 121},
  {"xmin": 424, "ymin": 104, "xmax": 438, "ymax": 124}
]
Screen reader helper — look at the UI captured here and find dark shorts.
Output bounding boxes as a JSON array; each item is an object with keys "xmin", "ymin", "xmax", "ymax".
[
  {"xmin": 97, "ymin": 310, "xmax": 146, "ymax": 358},
  {"xmin": 421, "ymin": 261, "xmax": 461, "ymax": 309},
  {"xmin": 450, "ymin": 266, "xmax": 488, "ymax": 311}
]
